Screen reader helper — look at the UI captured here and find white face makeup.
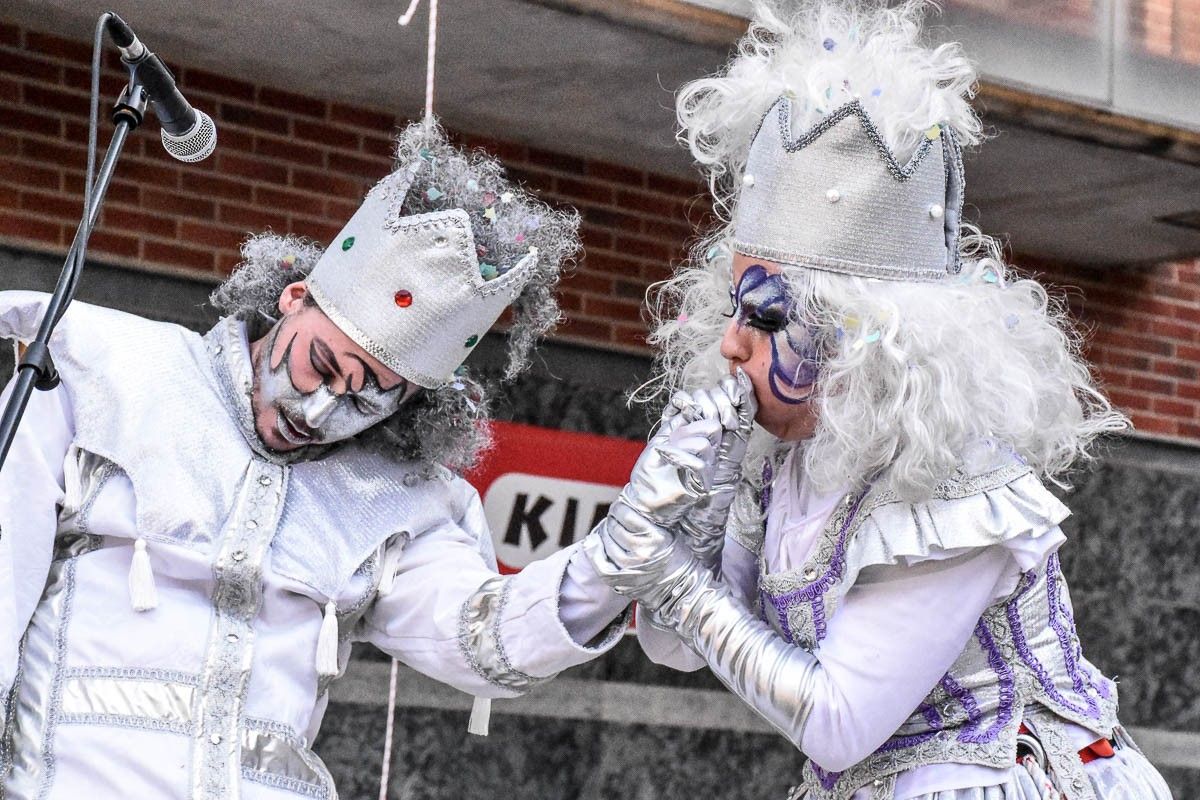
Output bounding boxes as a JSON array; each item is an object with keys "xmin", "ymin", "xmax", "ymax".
[{"xmin": 256, "ymin": 323, "xmax": 410, "ymax": 450}]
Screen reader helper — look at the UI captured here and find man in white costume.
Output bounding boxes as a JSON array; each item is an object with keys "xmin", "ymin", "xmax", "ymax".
[{"xmin": 0, "ymin": 122, "xmax": 636, "ymax": 799}]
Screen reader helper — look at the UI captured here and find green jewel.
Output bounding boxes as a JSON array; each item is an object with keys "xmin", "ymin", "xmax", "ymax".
[
  {"xmin": 341, "ymin": 236, "xmax": 355, "ymax": 251},
  {"xmin": 465, "ymin": 335, "xmax": 479, "ymax": 348}
]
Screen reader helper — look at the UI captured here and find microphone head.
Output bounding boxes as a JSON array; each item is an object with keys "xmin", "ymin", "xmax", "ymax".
[{"xmin": 160, "ymin": 109, "xmax": 217, "ymax": 163}]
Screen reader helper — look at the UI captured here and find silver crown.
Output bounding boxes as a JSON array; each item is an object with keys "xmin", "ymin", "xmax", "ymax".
[
  {"xmin": 733, "ymin": 97, "xmax": 965, "ymax": 281},
  {"xmin": 306, "ymin": 169, "xmax": 537, "ymax": 388}
]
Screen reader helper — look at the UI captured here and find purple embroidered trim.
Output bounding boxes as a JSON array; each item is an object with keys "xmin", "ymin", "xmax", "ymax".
[
  {"xmin": 877, "ymin": 702, "xmax": 942, "ymax": 753},
  {"xmin": 1051, "ymin": 558, "xmax": 1113, "ymax": 700},
  {"xmin": 1006, "ymin": 566, "xmax": 1100, "ymax": 720},
  {"xmin": 811, "ymin": 763, "xmax": 841, "ymax": 791},
  {"xmin": 1045, "ymin": 553, "xmax": 1101, "ymax": 718},
  {"xmin": 761, "ymin": 489, "xmax": 869, "ymax": 645},
  {"xmin": 943, "ymin": 621, "xmax": 1016, "ymax": 745}
]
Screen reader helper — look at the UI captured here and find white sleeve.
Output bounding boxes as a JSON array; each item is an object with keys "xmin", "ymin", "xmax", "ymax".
[
  {"xmin": 558, "ymin": 547, "xmax": 633, "ymax": 645},
  {"xmin": 360, "ymin": 486, "xmax": 629, "ymax": 698},
  {"xmin": 0, "ymin": 376, "xmax": 74, "ymax": 691},
  {"xmin": 798, "ymin": 546, "xmax": 1013, "ymax": 771}
]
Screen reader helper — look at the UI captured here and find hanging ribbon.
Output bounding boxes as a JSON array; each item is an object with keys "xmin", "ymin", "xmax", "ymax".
[{"xmin": 398, "ymin": 0, "xmax": 439, "ymax": 133}]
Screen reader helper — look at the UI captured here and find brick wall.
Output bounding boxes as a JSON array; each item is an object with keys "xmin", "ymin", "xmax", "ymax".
[{"xmin": 1, "ymin": 21, "xmax": 1197, "ymax": 442}]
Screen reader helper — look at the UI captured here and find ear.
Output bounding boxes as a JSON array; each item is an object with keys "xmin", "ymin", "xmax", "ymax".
[{"xmin": 278, "ymin": 281, "xmax": 309, "ymax": 316}]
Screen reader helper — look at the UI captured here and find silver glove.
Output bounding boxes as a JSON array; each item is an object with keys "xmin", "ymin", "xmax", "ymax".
[
  {"xmin": 673, "ymin": 370, "xmax": 757, "ymax": 569},
  {"xmin": 622, "ymin": 405, "xmax": 722, "ymax": 527},
  {"xmin": 651, "ymin": 540, "xmax": 820, "ymax": 749}
]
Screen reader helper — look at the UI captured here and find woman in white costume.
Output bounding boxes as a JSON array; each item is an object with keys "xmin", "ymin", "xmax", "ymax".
[{"xmin": 581, "ymin": 2, "xmax": 1175, "ymax": 798}]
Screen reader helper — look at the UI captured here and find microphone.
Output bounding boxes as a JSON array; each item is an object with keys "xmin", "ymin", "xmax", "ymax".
[{"xmin": 104, "ymin": 13, "xmax": 217, "ymax": 163}]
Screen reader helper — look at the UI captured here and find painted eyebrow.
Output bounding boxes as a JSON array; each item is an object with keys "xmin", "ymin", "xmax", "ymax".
[
  {"xmin": 310, "ymin": 338, "xmax": 354, "ymax": 388},
  {"xmin": 344, "ymin": 352, "xmax": 405, "ymax": 393}
]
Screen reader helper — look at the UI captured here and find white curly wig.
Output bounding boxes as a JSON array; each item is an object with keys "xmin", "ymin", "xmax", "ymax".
[{"xmin": 644, "ymin": 0, "xmax": 1129, "ymax": 502}]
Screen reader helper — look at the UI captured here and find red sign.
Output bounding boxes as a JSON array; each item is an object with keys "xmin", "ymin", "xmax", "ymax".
[{"xmin": 467, "ymin": 421, "xmax": 643, "ymax": 574}]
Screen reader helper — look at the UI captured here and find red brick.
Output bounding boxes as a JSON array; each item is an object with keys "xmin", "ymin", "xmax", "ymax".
[
  {"xmin": 24, "ymin": 31, "xmax": 93, "ymax": 62},
  {"xmin": 1107, "ymin": 389, "xmax": 1152, "ymax": 412},
  {"xmin": 504, "ymin": 166, "xmax": 557, "ymax": 193},
  {"xmin": 184, "ymin": 172, "xmax": 251, "ymax": 202},
  {"xmin": 0, "ymin": 21, "xmax": 19, "ymax": 46},
  {"xmin": 142, "ymin": 188, "xmax": 216, "ymax": 220},
  {"xmin": 182, "ymin": 68, "xmax": 255, "ymax": 102},
  {"xmin": 289, "ymin": 219, "xmax": 340, "ymax": 243},
  {"xmin": 219, "ymin": 103, "xmax": 289, "ymax": 135},
  {"xmin": 210, "ymin": 125, "xmax": 255, "ymax": 155},
  {"xmin": 99, "ymin": 206, "xmax": 178, "ymax": 238},
  {"xmin": 616, "ymin": 188, "xmax": 687, "ymax": 219},
  {"xmin": 63, "ymin": 175, "xmax": 140, "ymax": 207},
  {"xmin": 0, "ymin": 158, "xmax": 61, "ymax": 189},
  {"xmin": 0, "ymin": 76, "xmax": 19, "ymax": 103},
  {"xmin": 258, "ymin": 86, "xmax": 327, "ymax": 119},
  {"xmin": 1154, "ymin": 359, "xmax": 1199, "ymax": 380},
  {"xmin": 613, "ymin": 324, "xmax": 651, "ymax": 349},
  {"xmin": 86, "ymin": 229, "xmax": 140, "ymax": 258},
  {"xmin": 585, "ymin": 160, "xmax": 645, "ymax": 187},
  {"xmin": 579, "ymin": 224, "xmax": 613, "ymax": 250},
  {"xmin": 646, "ymin": 172, "xmax": 702, "ymax": 197},
  {"xmin": 0, "ymin": 132, "xmax": 18, "ymax": 156},
  {"xmin": 216, "ymin": 251, "xmax": 241, "ymax": 274},
  {"xmin": 330, "ymin": 103, "xmax": 395, "ymax": 131},
  {"xmin": 327, "ymin": 151, "xmax": 389, "ymax": 179},
  {"xmin": 641, "ymin": 217, "xmax": 695, "ymax": 241},
  {"xmin": 291, "ymin": 167, "xmax": 364, "ymax": 198},
  {"xmin": 561, "ymin": 269, "xmax": 613, "ymax": 294},
  {"xmin": 0, "ymin": 50, "xmax": 62, "ymax": 83},
  {"xmin": 1091, "ymin": 348, "xmax": 1151, "ymax": 371},
  {"xmin": 575, "ymin": 205, "xmax": 642, "ymax": 233},
  {"xmin": 613, "ymin": 279, "xmax": 648, "ymax": 301},
  {"xmin": 119, "ymin": 158, "xmax": 181, "ymax": 189},
  {"xmin": 254, "ymin": 185, "xmax": 326, "ymax": 219},
  {"xmin": 1178, "ymin": 344, "xmax": 1200, "ymax": 362},
  {"xmin": 583, "ymin": 250, "xmax": 643, "ymax": 277},
  {"xmin": 60, "ymin": 66, "xmax": 127, "ymax": 98},
  {"xmin": 1153, "ymin": 397, "xmax": 1197, "ymax": 418},
  {"xmin": 21, "ymin": 83, "xmax": 89, "ymax": 116},
  {"xmin": 360, "ymin": 133, "xmax": 394, "ymax": 159},
  {"xmin": 253, "ymin": 134, "xmax": 321, "ymax": 165},
  {"xmin": 1149, "ymin": 318, "xmax": 1200, "ymax": 342},
  {"xmin": 557, "ymin": 291, "xmax": 583, "ymax": 313},
  {"xmin": 325, "ymin": 198, "xmax": 360, "ymax": 219},
  {"xmin": 0, "ymin": 213, "xmax": 64, "ymax": 245},
  {"xmin": 218, "ymin": 153, "xmax": 288, "ymax": 185},
  {"xmin": 0, "ymin": 105, "xmax": 63, "ymax": 138},
  {"xmin": 583, "ymin": 296, "xmax": 645, "ymax": 323},
  {"xmin": 555, "ymin": 177, "xmax": 615, "ymax": 206},
  {"xmin": 142, "ymin": 239, "xmax": 215, "ymax": 272},
  {"xmin": 1129, "ymin": 373, "xmax": 1175, "ymax": 395},
  {"xmin": 218, "ymin": 202, "xmax": 287, "ymax": 232},
  {"xmin": 614, "ymin": 235, "xmax": 674, "ymax": 263},
  {"xmin": 179, "ymin": 221, "xmax": 247, "ymax": 251},
  {"xmin": 528, "ymin": 147, "xmax": 585, "ymax": 175},
  {"xmin": 1131, "ymin": 414, "xmax": 1177, "ymax": 436},
  {"xmin": 558, "ymin": 317, "xmax": 612, "ymax": 342},
  {"xmin": 293, "ymin": 120, "xmax": 359, "ymax": 150},
  {"xmin": 19, "ymin": 189, "xmax": 80, "ymax": 219},
  {"xmin": 456, "ymin": 132, "xmax": 528, "ymax": 164}
]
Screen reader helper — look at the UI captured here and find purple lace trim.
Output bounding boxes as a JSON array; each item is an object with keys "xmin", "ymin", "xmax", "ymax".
[
  {"xmin": 1045, "ymin": 553, "xmax": 1102, "ymax": 718},
  {"xmin": 1005, "ymin": 564, "xmax": 1100, "ymax": 720},
  {"xmin": 877, "ymin": 702, "xmax": 943, "ymax": 753},
  {"xmin": 811, "ymin": 763, "xmax": 841, "ymax": 791},
  {"xmin": 761, "ymin": 489, "xmax": 869, "ymax": 645},
  {"xmin": 761, "ymin": 459, "xmax": 774, "ymax": 513},
  {"xmin": 937, "ymin": 621, "xmax": 1016, "ymax": 745}
]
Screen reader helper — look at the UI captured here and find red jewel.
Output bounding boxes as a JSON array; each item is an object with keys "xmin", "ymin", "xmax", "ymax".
[{"xmin": 394, "ymin": 290, "xmax": 413, "ymax": 308}]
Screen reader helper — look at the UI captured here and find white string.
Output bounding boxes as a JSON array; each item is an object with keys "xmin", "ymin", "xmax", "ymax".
[
  {"xmin": 377, "ymin": 657, "xmax": 400, "ymax": 800},
  {"xmin": 398, "ymin": 0, "xmax": 439, "ymax": 133}
]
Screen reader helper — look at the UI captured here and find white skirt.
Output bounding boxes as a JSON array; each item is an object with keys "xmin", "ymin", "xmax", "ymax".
[{"xmin": 792, "ymin": 731, "xmax": 1174, "ymax": 800}]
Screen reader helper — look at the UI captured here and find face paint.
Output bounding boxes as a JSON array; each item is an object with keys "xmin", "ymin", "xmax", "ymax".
[
  {"xmin": 730, "ymin": 264, "xmax": 821, "ymax": 404},
  {"xmin": 256, "ymin": 322, "xmax": 409, "ymax": 449}
]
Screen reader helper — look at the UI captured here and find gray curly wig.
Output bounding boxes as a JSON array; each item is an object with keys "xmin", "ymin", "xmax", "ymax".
[{"xmin": 209, "ymin": 122, "xmax": 580, "ymax": 472}]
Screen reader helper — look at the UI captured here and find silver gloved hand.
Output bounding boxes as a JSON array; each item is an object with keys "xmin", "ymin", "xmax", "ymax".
[
  {"xmin": 621, "ymin": 403, "xmax": 723, "ymax": 528},
  {"xmin": 585, "ymin": 520, "xmax": 819, "ymax": 750},
  {"xmin": 672, "ymin": 370, "xmax": 757, "ymax": 570}
]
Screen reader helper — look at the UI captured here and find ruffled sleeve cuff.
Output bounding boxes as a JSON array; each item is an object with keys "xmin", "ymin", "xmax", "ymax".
[{"xmin": 850, "ymin": 469, "xmax": 1070, "ymax": 580}]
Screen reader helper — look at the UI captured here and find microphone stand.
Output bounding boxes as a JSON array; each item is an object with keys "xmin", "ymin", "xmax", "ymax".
[{"xmin": 0, "ymin": 78, "xmax": 147, "ymax": 469}]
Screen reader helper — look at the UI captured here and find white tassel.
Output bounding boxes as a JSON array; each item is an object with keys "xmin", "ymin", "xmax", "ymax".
[
  {"xmin": 128, "ymin": 538, "xmax": 158, "ymax": 612},
  {"xmin": 468, "ymin": 696, "xmax": 491, "ymax": 736},
  {"xmin": 316, "ymin": 600, "xmax": 340, "ymax": 678}
]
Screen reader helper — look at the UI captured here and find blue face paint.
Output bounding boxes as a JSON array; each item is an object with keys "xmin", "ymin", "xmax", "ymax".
[{"xmin": 730, "ymin": 265, "xmax": 821, "ymax": 405}]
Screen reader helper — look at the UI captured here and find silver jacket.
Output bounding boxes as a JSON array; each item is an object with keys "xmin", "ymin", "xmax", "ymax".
[{"xmin": 0, "ymin": 292, "xmax": 627, "ymax": 800}]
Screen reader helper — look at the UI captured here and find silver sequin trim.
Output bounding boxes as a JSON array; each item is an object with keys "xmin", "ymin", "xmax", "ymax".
[
  {"xmin": 191, "ymin": 460, "xmax": 288, "ymax": 800},
  {"xmin": 456, "ymin": 576, "xmax": 547, "ymax": 693}
]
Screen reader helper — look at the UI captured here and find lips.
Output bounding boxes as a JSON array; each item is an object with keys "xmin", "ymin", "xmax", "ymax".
[{"xmin": 275, "ymin": 410, "xmax": 314, "ymax": 445}]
